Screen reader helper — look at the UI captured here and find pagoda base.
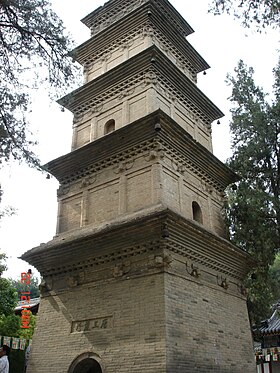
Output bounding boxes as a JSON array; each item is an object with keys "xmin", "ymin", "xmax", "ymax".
[{"xmin": 23, "ymin": 208, "xmax": 256, "ymax": 373}]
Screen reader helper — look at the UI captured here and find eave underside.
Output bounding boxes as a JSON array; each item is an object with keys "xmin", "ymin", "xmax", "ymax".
[
  {"xmin": 21, "ymin": 208, "xmax": 252, "ymax": 280},
  {"xmin": 58, "ymin": 46, "xmax": 222, "ymax": 122},
  {"xmin": 44, "ymin": 110, "xmax": 237, "ymax": 189},
  {"xmin": 81, "ymin": 0, "xmax": 194, "ymax": 37},
  {"xmin": 73, "ymin": 3, "xmax": 209, "ymax": 73}
]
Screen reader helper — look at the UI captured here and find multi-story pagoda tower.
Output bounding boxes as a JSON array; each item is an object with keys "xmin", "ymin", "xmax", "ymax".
[{"xmin": 22, "ymin": 1, "xmax": 256, "ymax": 372}]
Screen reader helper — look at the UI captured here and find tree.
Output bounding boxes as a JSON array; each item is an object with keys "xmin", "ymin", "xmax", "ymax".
[
  {"xmin": 269, "ymin": 253, "xmax": 280, "ymax": 303},
  {"xmin": 0, "ymin": 0, "xmax": 77, "ymax": 202},
  {"xmin": 0, "ymin": 314, "xmax": 21, "ymax": 337},
  {"xmin": 0, "ymin": 308, "xmax": 36, "ymax": 373},
  {"xmin": 0, "ymin": 253, "xmax": 36, "ymax": 373},
  {"xmin": 0, "ymin": 253, "xmax": 18, "ymax": 316},
  {"xmin": 209, "ymin": 0, "xmax": 280, "ymax": 30},
  {"xmin": 10, "ymin": 276, "xmax": 40, "ymax": 300},
  {"xmin": 0, "ymin": 252, "xmax": 7, "ymax": 276},
  {"xmin": 225, "ymin": 59, "xmax": 280, "ymax": 325}
]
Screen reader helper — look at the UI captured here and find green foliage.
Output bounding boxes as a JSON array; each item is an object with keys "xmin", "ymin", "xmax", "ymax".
[
  {"xmin": 0, "ymin": 277, "xmax": 18, "ymax": 317},
  {"xmin": 0, "ymin": 0, "xmax": 78, "ymax": 201},
  {"xmin": 18, "ymin": 313, "xmax": 36, "ymax": 340},
  {"xmin": 209, "ymin": 0, "xmax": 280, "ymax": 30},
  {"xmin": 0, "ymin": 253, "xmax": 36, "ymax": 334},
  {"xmin": 270, "ymin": 254, "xmax": 280, "ymax": 303},
  {"xmin": 0, "ymin": 252, "xmax": 7, "ymax": 276},
  {"xmin": 10, "ymin": 276, "xmax": 40, "ymax": 300},
  {"xmin": 0, "ymin": 253, "xmax": 18, "ymax": 315},
  {"xmin": 0, "ymin": 312, "xmax": 36, "ymax": 347},
  {"xmin": 226, "ymin": 59, "xmax": 280, "ymax": 325},
  {"xmin": 0, "ymin": 254, "xmax": 36, "ymax": 373},
  {"xmin": 0, "ymin": 314, "xmax": 35, "ymax": 373},
  {"xmin": 0, "ymin": 314, "xmax": 21, "ymax": 337}
]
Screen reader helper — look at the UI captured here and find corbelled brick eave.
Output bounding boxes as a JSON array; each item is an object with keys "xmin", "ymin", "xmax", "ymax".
[
  {"xmin": 81, "ymin": 0, "xmax": 194, "ymax": 37},
  {"xmin": 73, "ymin": 3, "xmax": 209, "ymax": 73},
  {"xmin": 58, "ymin": 45, "xmax": 222, "ymax": 121},
  {"xmin": 44, "ymin": 110, "xmax": 236, "ymax": 189},
  {"xmin": 21, "ymin": 207, "xmax": 253, "ymax": 279}
]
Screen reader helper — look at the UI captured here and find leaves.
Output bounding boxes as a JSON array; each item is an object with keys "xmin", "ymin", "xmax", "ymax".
[
  {"xmin": 0, "ymin": 254, "xmax": 36, "ymax": 340},
  {"xmin": 0, "ymin": 0, "xmax": 78, "ymax": 183},
  {"xmin": 226, "ymin": 59, "xmax": 280, "ymax": 325},
  {"xmin": 0, "ymin": 254, "xmax": 18, "ymax": 316},
  {"xmin": 0, "ymin": 277, "xmax": 18, "ymax": 316},
  {"xmin": 0, "ymin": 313, "xmax": 36, "ymax": 339},
  {"xmin": 209, "ymin": 0, "xmax": 280, "ymax": 30},
  {"xmin": 10, "ymin": 276, "xmax": 40, "ymax": 300},
  {"xmin": 0, "ymin": 314, "xmax": 21, "ymax": 337}
]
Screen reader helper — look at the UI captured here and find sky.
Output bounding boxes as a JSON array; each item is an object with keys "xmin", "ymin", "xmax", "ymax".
[{"xmin": 0, "ymin": 0, "xmax": 279, "ymax": 280}]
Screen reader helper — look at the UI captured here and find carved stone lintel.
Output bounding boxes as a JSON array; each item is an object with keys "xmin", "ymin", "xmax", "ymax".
[
  {"xmin": 113, "ymin": 261, "xmax": 131, "ymax": 278},
  {"xmin": 57, "ymin": 184, "xmax": 70, "ymax": 198},
  {"xmin": 239, "ymin": 284, "xmax": 247, "ymax": 296},
  {"xmin": 186, "ymin": 262, "xmax": 200, "ymax": 278},
  {"xmin": 91, "ymin": 104, "xmax": 103, "ymax": 114},
  {"xmin": 118, "ymin": 87, "xmax": 135, "ymax": 100},
  {"xmin": 154, "ymin": 255, "xmax": 172, "ymax": 268},
  {"xmin": 201, "ymin": 181, "xmax": 214, "ymax": 195},
  {"xmin": 142, "ymin": 70, "xmax": 157, "ymax": 87},
  {"xmin": 68, "ymin": 271, "xmax": 85, "ymax": 288},
  {"xmin": 171, "ymin": 160, "xmax": 185, "ymax": 175},
  {"xmin": 80, "ymin": 175, "xmax": 96, "ymax": 188},
  {"xmin": 142, "ymin": 25, "xmax": 155, "ymax": 39},
  {"xmin": 116, "ymin": 162, "xmax": 126, "ymax": 174},
  {"xmin": 39, "ymin": 278, "xmax": 53, "ymax": 295},
  {"xmin": 149, "ymin": 150, "xmax": 157, "ymax": 160},
  {"xmin": 114, "ymin": 159, "xmax": 135, "ymax": 174},
  {"xmin": 171, "ymin": 161, "xmax": 178, "ymax": 172},
  {"xmin": 168, "ymin": 92, "xmax": 177, "ymax": 103},
  {"xmin": 73, "ymin": 113, "xmax": 84, "ymax": 124},
  {"xmin": 68, "ymin": 276, "xmax": 78, "ymax": 288},
  {"xmin": 145, "ymin": 143, "xmax": 164, "ymax": 162},
  {"xmin": 217, "ymin": 276, "xmax": 229, "ymax": 290},
  {"xmin": 178, "ymin": 165, "xmax": 186, "ymax": 175}
]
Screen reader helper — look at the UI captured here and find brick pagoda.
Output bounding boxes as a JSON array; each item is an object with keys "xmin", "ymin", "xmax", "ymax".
[{"xmin": 22, "ymin": 0, "xmax": 256, "ymax": 372}]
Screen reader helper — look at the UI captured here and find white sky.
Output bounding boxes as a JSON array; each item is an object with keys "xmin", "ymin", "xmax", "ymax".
[{"xmin": 0, "ymin": 0, "xmax": 279, "ymax": 280}]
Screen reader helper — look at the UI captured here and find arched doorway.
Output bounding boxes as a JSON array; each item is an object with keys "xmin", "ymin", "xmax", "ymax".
[
  {"xmin": 73, "ymin": 358, "xmax": 102, "ymax": 373},
  {"xmin": 68, "ymin": 353, "xmax": 103, "ymax": 373}
]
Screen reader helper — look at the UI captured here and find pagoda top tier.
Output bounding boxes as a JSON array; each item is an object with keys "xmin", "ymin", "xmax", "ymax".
[
  {"xmin": 73, "ymin": 1, "xmax": 209, "ymax": 79},
  {"xmin": 81, "ymin": 0, "xmax": 194, "ymax": 37}
]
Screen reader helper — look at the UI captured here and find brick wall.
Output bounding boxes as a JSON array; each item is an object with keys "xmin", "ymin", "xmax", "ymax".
[
  {"xmin": 165, "ymin": 272, "xmax": 255, "ymax": 373},
  {"xmin": 28, "ymin": 272, "xmax": 167, "ymax": 373}
]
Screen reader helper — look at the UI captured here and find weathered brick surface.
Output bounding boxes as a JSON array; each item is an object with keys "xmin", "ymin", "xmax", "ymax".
[
  {"xmin": 27, "ymin": 260, "xmax": 255, "ymax": 372},
  {"xmin": 57, "ymin": 152, "xmax": 227, "ymax": 238},
  {"xmin": 28, "ymin": 273, "xmax": 167, "ymax": 373},
  {"xmin": 164, "ymin": 273, "xmax": 255, "ymax": 373}
]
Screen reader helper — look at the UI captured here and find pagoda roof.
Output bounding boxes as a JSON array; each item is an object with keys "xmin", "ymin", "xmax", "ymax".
[
  {"xmin": 58, "ymin": 45, "xmax": 222, "ymax": 123},
  {"xmin": 44, "ymin": 109, "xmax": 236, "ymax": 190},
  {"xmin": 257, "ymin": 302, "xmax": 280, "ymax": 336},
  {"xmin": 21, "ymin": 207, "xmax": 252, "ymax": 280},
  {"xmin": 73, "ymin": 1, "xmax": 209, "ymax": 73},
  {"xmin": 81, "ymin": 0, "xmax": 194, "ymax": 37}
]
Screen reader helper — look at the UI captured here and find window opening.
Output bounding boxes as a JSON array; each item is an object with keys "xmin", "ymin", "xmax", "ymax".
[
  {"xmin": 104, "ymin": 119, "xmax": 115, "ymax": 134},
  {"xmin": 192, "ymin": 201, "xmax": 203, "ymax": 224}
]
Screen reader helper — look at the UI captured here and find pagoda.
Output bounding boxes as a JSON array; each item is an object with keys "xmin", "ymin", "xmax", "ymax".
[{"xmin": 22, "ymin": 0, "xmax": 256, "ymax": 372}]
